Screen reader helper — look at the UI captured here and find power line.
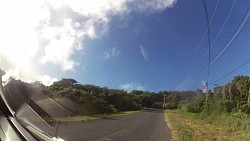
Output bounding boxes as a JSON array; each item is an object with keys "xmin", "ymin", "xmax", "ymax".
[
  {"xmin": 177, "ymin": 0, "xmax": 220, "ymax": 89},
  {"xmin": 210, "ymin": 60, "xmax": 250, "ymax": 84},
  {"xmin": 211, "ymin": 0, "xmax": 237, "ymax": 47},
  {"xmin": 181, "ymin": 6, "xmax": 250, "ymax": 89},
  {"xmin": 181, "ymin": 0, "xmax": 212, "ymax": 93},
  {"xmin": 203, "ymin": 0, "xmax": 211, "ymax": 81},
  {"xmin": 183, "ymin": 0, "xmax": 220, "ymax": 73},
  {"xmin": 185, "ymin": 0, "xmax": 237, "ymax": 81},
  {"xmin": 177, "ymin": 1, "xmax": 249, "ymax": 90},
  {"xmin": 204, "ymin": 6, "xmax": 250, "ymax": 70}
]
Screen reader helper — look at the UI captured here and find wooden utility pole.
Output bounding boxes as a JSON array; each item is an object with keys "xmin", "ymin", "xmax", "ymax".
[
  {"xmin": 206, "ymin": 82, "xmax": 209, "ymax": 103},
  {"xmin": 163, "ymin": 94, "xmax": 166, "ymax": 109}
]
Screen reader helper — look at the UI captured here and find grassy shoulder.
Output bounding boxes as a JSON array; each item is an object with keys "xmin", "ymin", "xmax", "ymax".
[
  {"xmin": 56, "ymin": 111, "xmax": 139, "ymax": 122},
  {"xmin": 165, "ymin": 109, "xmax": 250, "ymax": 141}
]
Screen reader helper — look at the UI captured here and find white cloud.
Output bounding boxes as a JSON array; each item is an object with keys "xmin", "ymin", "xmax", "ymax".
[
  {"xmin": 130, "ymin": 0, "xmax": 177, "ymax": 12},
  {"xmin": 35, "ymin": 75, "xmax": 58, "ymax": 86},
  {"xmin": 103, "ymin": 47, "xmax": 121, "ymax": 60},
  {"xmin": 139, "ymin": 45, "xmax": 149, "ymax": 61},
  {"xmin": 119, "ymin": 82, "xmax": 146, "ymax": 92},
  {"xmin": 39, "ymin": 18, "xmax": 83, "ymax": 70},
  {"xmin": 0, "ymin": 0, "xmax": 176, "ymax": 82}
]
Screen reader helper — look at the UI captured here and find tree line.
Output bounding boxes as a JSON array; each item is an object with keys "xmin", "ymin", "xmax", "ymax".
[
  {"xmin": 32, "ymin": 78, "xmax": 194, "ymax": 115},
  {"xmin": 27, "ymin": 75, "xmax": 250, "ymax": 116},
  {"xmin": 183, "ymin": 75, "xmax": 250, "ymax": 116}
]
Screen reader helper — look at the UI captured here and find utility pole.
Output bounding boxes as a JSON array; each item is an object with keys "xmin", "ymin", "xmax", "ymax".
[
  {"xmin": 163, "ymin": 94, "xmax": 166, "ymax": 109},
  {"xmin": 206, "ymin": 82, "xmax": 209, "ymax": 103}
]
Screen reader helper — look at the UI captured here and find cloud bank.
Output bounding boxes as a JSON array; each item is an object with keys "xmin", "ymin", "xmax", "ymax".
[{"xmin": 0, "ymin": 0, "xmax": 176, "ymax": 84}]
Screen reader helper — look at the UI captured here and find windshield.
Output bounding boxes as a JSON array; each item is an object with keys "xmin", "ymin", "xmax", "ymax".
[{"xmin": 0, "ymin": 0, "xmax": 250, "ymax": 141}]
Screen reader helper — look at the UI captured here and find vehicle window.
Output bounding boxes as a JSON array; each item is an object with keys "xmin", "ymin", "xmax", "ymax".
[{"xmin": 0, "ymin": 0, "xmax": 249, "ymax": 141}]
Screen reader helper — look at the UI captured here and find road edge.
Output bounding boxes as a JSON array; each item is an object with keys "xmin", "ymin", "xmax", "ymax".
[{"xmin": 164, "ymin": 110, "xmax": 179, "ymax": 141}]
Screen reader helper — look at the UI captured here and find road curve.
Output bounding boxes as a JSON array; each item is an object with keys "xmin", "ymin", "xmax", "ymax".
[{"xmin": 57, "ymin": 109, "xmax": 172, "ymax": 141}]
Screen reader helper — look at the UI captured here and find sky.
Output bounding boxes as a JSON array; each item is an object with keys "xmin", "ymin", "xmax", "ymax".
[{"xmin": 0, "ymin": 0, "xmax": 249, "ymax": 92}]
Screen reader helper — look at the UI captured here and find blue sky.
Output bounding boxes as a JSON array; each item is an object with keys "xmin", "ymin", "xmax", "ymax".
[{"xmin": 1, "ymin": 0, "xmax": 250, "ymax": 92}]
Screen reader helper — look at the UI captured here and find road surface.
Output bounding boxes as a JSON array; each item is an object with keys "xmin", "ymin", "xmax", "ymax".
[{"xmin": 57, "ymin": 109, "xmax": 172, "ymax": 141}]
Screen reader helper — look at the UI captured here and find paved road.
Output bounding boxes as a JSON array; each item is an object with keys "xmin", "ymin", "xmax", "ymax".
[{"xmin": 57, "ymin": 109, "xmax": 172, "ymax": 141}]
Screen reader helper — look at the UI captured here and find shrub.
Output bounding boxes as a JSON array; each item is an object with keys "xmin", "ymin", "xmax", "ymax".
[
  {"xmin": 218, "ymin": 100, "xmax": 236, "ymax": 113},
  {"xmin": 178, "ymin": 102, "xmax": 188, "ymax": 112},
  {"xmin": 187, "ymin": 100, "xmax": 204, "ymax": 113},
  {"xmin": 230, "ymin": 109, "xmax": 248, "ymax": 119},
  {"xmin": 79, "ymin": 98, "xmax": 115, "ymax": 115},
  {"xmin": 165, "ymin": 103, "xmax": 178, "ymax": 109},
  {"xmin": 151, "ymin": 102, "xmax": 163, "ymax": 109},
  {"xmin": 238, "ymin": 103, "xmax": 250, "ymax": 114}
]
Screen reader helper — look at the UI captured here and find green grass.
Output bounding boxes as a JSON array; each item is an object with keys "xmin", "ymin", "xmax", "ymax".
[
  {"xmin": 165, "ymin": 109, "xmax": 250, "ymax": 141},
  {"xmin": 165, "ymin": 110, "xmax": 195, "ymax": 141},
  {"xmin": 56, "ymin": 111, "xmax": 139, "ymax": 122}
]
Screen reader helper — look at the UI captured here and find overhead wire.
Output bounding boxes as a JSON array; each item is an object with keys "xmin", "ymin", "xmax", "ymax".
[
  {"xmin": 185, "ymin": 0, "xmax": 237, "ymax": 81},
  {"xmin": 177, "ymin": 0, "xmax": 213, "ymax": 90},
  {"xmin": 203, "ymin": 7, "xmax": 250, "ymax": 72},
  {"xmin": 203, "ymin": 0, "xmax": 211, "ymax": 82},
  {"xmin": 183, "ymin": 0, "xmax": 220, "ymax": 73},
  {"xmin": 176, "ymin": 0, "xmax": 220, "ymax": 89},
  {"xmin": 183, "ymin": 6, "xmax": 250, "ymax": 89},
  {"xmin": 210, "ymin": 0, "xmax": 237, "ymax": 47},
  {"xmin": 210, "ymin": 60, "xmax": 250, "ymax": 85}
]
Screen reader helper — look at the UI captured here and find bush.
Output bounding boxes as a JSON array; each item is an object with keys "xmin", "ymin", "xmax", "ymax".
[
  {"xmin": 238, "ymin": 103, "xmax": 250, "ymax": 114},
  {"xmin": 79, "ymin": 98, "xmax": 115, "ymax": 115},
  {"xmin": 151, "ymin": 102, "xmax": 163, "ymax": 109},
  {"xmin": 120, "ymin": 101, "xmax": 141, "ymax": 111},
  {"xmin": 230, "ymin": 109, "xmax": 248, "ymax": 119},
  {"xmin": 218, "ymin": 100, "xmax": 236, "ymax": 113},
  {"xmin": 165, "ymin": 103, "xmax": 178, "ymax": 109},
  {"xmin": 187, "ymin": 100, "xmax": 204, "ymax": 113},
  {"xmin": 178, "ymin": 102, "xmax": 188, "ymax": 112}
]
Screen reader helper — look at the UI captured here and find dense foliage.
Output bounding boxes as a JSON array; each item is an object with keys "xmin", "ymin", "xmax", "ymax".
[
  {"xmin": 20, "ymin": 75, "xmax": 250, "ymax": 116},
  {"xmin": 167, "ymin": 76, "xmax": 250, "ymax": 141},
  {"xmin": 44, "ymin": 78, "xmax": 195, "ymax": 115},
  {"xmin": 180, "ymin": 75, "xmax": 250, "ymax": 116}
]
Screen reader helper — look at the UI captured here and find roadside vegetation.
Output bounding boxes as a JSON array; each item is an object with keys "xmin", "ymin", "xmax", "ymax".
[
  {"xmin": 165, "ymin": 75, "xmax": 250, "ymax": 141},
  {"xmin": 31, "ymin": 78, "xmax": 195, "ymax": 115},
  {"xmin": 15, "ymin": 74, "xmax": 250, "ymax": 136}
]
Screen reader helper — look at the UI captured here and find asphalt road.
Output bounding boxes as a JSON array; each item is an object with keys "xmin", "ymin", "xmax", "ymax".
[{"xmin": 57, "ymin": 109, "xmax": 172, "ymax": 141}]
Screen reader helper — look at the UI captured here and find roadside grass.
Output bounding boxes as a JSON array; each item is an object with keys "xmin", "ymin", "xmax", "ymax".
[
  {"xmin": 165, "ymin": 109, "xmax": 250, "ymax": 141},
  {"xmin": 56, "ymin": 111, "xmax": 139, "ymax": 122}
]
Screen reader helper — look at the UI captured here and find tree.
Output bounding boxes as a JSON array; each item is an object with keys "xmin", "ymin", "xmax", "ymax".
[
  {"xmin": 214, "ymin": 86, "xmax": 223, "ymax": 99},
  {"xmin": 229, "ymin": 83, "xmax": 239, "ymax": 101},
  {"xmin": 236, "ymin": 76, "xmax": 250, "ymax": 102},
  {"xmin": 222, "ymin": 83, "xmax": 230, "ymax": 100},
  {"xmin": 130, "ymin": 90, "xmax": 144, "ymax": 95}
]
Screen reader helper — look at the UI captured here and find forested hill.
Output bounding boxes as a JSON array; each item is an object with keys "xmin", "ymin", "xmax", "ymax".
[
  {"xmin": 29, "ymin": 78, "xmax": 195, "ymax": 115},
  {"xmin": 26, "ymin": 75, "xmax": 250, "ymax": 115}
]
